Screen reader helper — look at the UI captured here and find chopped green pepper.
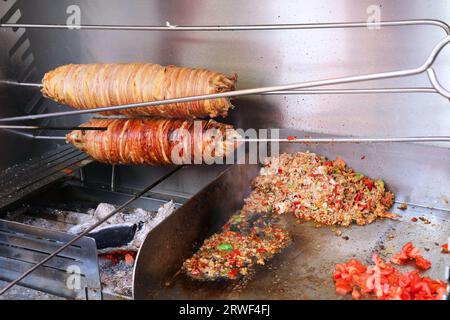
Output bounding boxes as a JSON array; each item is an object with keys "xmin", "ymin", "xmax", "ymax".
[
  {"xmin": 217, "ymin": 242, "xmax": 233, "ymax": 251},
  {"xmin": 375, "ymin": 179, "xmax": 385, "ymax": 191},
  {"xmin": 354, "ymin": 173, "xmax": 364, "ymax": 181},
  {"xmin": 231, "ymin": 215, "xmax": 242, "ymax": 223}
]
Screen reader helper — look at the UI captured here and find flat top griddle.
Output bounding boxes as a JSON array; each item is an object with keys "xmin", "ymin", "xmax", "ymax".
[
  {"xmin": 142, "ymin": 206, "xmax": 449, "ymax": 299},
  {"xmin": 133, "ymin": 146, "xmax": 450, "ymax": 299}
]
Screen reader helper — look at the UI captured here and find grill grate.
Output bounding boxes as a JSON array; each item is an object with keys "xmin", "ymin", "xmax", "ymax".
[
  {"xmin": 0, "ymin": 219, "xmax": 101, "ymax": 299},
  {"xmin": 0, "ymin": 144, "xmax": 92, "ymax": 210}
]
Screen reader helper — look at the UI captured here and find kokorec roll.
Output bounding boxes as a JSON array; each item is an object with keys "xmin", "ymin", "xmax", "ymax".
[
  {"xmin": 66, "ymin": 118, "xmax": 242, "ymax": 165},
  {"xmin": 42, "ymin": 63, "xmax": 237, "ymax": 119}
]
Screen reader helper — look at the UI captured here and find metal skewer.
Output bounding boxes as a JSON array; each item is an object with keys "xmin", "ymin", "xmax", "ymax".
[
  {"xmin": 0, "ymin": 125, "xmax": 107, "ymax": 130},
  {"xmin": 237, "ymin": 137, "xmax": 450, "ymax": 143},
  {"xmin": 0, "ymin": 165, "xmax": 183, "ymax": 296},
  {"xmin": 23, "ymin": 135, "xmax": 450, "ymax": 143},
  {"xmin": 0, "ymin": 19, "xmax": 448, "ymax": 34},
  {"xmin": 0, "ymin": 34, "xmax": 448, "ymax": 123},
  {"xmin": 3, "ymin": 79, "xmax": 438, "ymax": 95}
]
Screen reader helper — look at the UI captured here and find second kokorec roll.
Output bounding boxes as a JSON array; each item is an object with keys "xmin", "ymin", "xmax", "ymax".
[
  {"xmin": 66, "ymin": 118, "xmax": 241, "ymax": 165},
  {"xmin": 42, "ymin": 63, "xmax": 237, "ymax": 119}
]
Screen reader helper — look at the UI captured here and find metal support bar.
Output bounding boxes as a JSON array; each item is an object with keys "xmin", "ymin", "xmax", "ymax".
[{"xmin": 110, "ymin": 165, "xmax": 116, "ymax": 192}]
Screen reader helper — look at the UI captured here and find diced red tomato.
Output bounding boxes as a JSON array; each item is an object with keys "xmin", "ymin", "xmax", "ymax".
[
  {"xmin": 287, "ymin": 135, "xmax": 297, "ymax": 141},
  {"xmin": 441, "ymin": 243, "xmax": 449, "ymax": 253},
  {"xmin": 324, "ymin": 161, "xmax": 333, "ymax": 167},
  {"xmin": 335, "ymin": 279, "xmax": 352, "ymax": 295},
  {"xmin": 191, "ymin": 269, "xmax": 201, "ymax": 276},
  {"xmin": 391, "ymin": 242, "xmax": 431, "ymax": 270},
  {"xmin": 362, "ymin": 177, "xmax": 374, "ymax": 190},
  {"xmin": 333, "ymin": 243, "xmax": 446, "ymax": 300},
  {"xmin": 228, "ymin": 269, "xmax": 238, "ymax": 278},
  {"xmin": 354, "ymin": 192, "xmax": 363, "ymax": 202}
]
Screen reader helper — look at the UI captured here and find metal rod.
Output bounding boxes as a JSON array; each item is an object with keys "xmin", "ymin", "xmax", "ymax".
[
  {"xmin": 0, "ymin": 125, "xmax": 106, "ymax": 131},
  {"xmin": 0, "ymin": 80, "xmax": 43, "ymax": 88},
  {"xmin": 0, "ymin": 129, "xmax": 67, "ymax": 140},
  {"xmin": 0, "ymin": 19, "xmax": 448, "ymax": 34},
  {"xmin": 6, "ymin": 80, "xmax": 438, "ymax": 95},
  {"xmin": 237, "ymin": 137, "xmax": 450, "ymax": 143},
  {"xmin": 28, "ymin": 136, "xmax": 450, "ymax": 143},
  {"xmin": 110, "ymin": 164, "xmax": 116, "ymax": 192},
  {"xmin": 0, "ymin": 165, "xmax": 183, "ymax": 296},
  {"xmin": 32, "ymin": 135, "xmax": 67, "ymax": 140},
  {"xmin": 262, "ymin": 87, "xmax": 437, "ymax": 95}
]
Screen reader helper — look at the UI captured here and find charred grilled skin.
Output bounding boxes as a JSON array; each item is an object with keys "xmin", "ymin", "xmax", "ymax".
[
  {"xmin": 42, "ymin": 63, "xmax": 237, "ymax": 119},
  {"xmin": 66, "ymin": 118, "xmax": 241, "ymax": 165}
]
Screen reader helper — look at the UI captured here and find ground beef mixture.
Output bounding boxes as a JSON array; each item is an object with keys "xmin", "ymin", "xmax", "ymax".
[
  {"xmin": 183, "ymin": 152, "xmax": 396, "ymax": 281},
  {"xmin": 242, "ymin": 152, "xmax": 396, "ymax": 226},
  {"xmin": 183, "ymin": 212, "xmax": 291, "ymax": 280}
]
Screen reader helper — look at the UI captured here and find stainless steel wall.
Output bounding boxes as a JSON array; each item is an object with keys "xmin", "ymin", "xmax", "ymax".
[{"xmin": 0, "ymin": 0, "xmax": 449, "ymax": 197}]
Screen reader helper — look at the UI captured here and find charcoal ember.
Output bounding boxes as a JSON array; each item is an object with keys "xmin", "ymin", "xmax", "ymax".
[{"xmin": 88, "ymin": 223, "xmax": 137, "ymax": 250}]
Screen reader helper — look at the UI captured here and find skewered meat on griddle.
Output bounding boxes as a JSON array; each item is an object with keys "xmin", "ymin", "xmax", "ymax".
[
  {"xmin": 42, "ymin": 63, "xmax": 237, "ymax": 119},
  {"xmin": 66, "ymin": 118, "xmax": 241, "ymax": 165},
  {"xmin": 183, "ymin": 212, "xmax": 291, "ymax": 280}
]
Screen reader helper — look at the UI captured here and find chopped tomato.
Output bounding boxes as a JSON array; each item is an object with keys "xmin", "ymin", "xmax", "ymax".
[
  {"xmin": 333, "ymin": 243, "xmax": 446, "ymax": 300},
  {"xmin": 354, "ymin": 192, "xmax": 363, "ymax": 202},
  {"xmin": 287, "ymin": 135, "xmax": 297, "ymax": 141},
  {"xmin": 277, "ymin": 168, "xmax": 283, "ymax": 174},
  {"xmin": 228, "ymin": 269, "xmax": 238, "ymax": 278},
  {"xmin": 441, "ymin": 243, "xmax": 449, "ymax": 253},
  {"xmin": 362, "ymin": 177, "xmax": 374, "ymax": 190},
  {"xmin": 191, "ymin": 269, "xmax": 201, "ymax": 276},
  {"xmin": 335, "ymin": 278, "xmax": 352, "ymax": 295},
  {"xmin": 415, "ymin": 256, "xmax": 432, "ymax": 270},
  {"xmin": 391, "ymin": 242, "xmax": 431, "ymax": 270}
]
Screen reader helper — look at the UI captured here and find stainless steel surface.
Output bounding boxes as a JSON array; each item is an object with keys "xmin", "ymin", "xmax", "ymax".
[
  {"xmin": 1, "ymin": 0, "xmax": 450, "ymax": 189},
  {"xmin": 134, "ymin": 142, "xmax": 450, "ymax": 299},
  {"xmin": 0, "ymin": 219, "xmax": 101, "ymax": 299},
  {"xmin": 0, "ymin": 0, "xmax": 61, "ymax": 170},
  {"xmin": 0, "ymin": 165, "xmax": 182, "ymax": 296}
]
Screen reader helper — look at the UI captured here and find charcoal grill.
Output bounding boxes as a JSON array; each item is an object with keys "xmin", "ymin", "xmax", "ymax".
[{"xmin": 0, "ymin": 0, "xmax": 449, "ymax": 300}]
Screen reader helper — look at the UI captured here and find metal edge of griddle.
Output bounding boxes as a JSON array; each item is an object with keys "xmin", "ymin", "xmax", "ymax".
[
  {"xmin": 0, "ymin": 145, "xmax": 93, "ymax": 211},
  {"xmin": 0, "ymin": 219, "xmax": 101, "ymax": 299}
]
